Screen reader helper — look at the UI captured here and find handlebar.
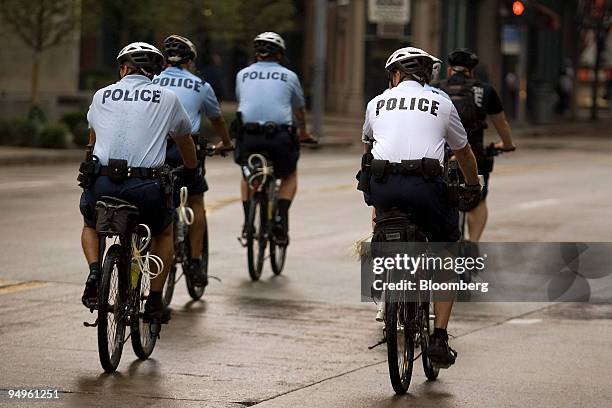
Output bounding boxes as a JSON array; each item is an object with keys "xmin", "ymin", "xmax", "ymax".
[
  {"xmin": 485, "ymin": 142, "xmax": 515, "ymax": 157},
  {"xmin": 204, "ymin": 144, "xmax": 234, "ymax": 157}
]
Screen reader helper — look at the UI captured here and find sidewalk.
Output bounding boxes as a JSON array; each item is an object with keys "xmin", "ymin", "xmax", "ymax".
[{"xmin": 0, "ymin": 116, "xmax": 610, "ymax": 166}]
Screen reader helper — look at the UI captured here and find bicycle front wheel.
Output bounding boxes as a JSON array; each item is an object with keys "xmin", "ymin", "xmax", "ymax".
[
  {"xmin": 131, "ymin": 272, "xmax": 157, "ymax": 359},
  {"xmin": 269, "ymin": 237, "xmax": 287, "ymax": 275},
  {"xmin": 97, "ymin": 244, "xmax": 127, "ymax": 373},
  {"xmin": 386, "ymin": 301, "xmax": 415, "ymax": 394},
  {"xmin": 246, "ymin": 195, "xmax": 266, "ymax": 281}
]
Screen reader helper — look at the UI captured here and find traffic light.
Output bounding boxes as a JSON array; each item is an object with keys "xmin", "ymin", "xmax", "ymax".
[{"xmin": 512, "ymin": 1, "xmax": 525, "ymax": 16}]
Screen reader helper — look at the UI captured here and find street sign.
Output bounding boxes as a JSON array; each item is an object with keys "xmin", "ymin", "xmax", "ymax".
[
  {"xmin": 368, "ymin": 0, "xmax": 411, "ymax": 24},
  {"xmin": 501, "ymin": 25, "xmax": 521, "ymax": 55}
]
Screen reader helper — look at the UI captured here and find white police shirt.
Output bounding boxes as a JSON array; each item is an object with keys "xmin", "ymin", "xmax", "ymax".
[
  {"xmin": 153, "ymin": 67, "xmax": 221, "ymax": 134},
  {"xmin": 87, "ymin": 75, "xmax": 191, "ymax": 168},
  {"xmin": 362, "ymin": 80, "xmax": 467, "ymax": 166},
  {"xmin": 235, "ymin": 61, "xmax": 305, "ymax": 125}
]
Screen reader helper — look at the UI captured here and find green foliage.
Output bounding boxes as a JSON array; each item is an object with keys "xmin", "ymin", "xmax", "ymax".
[
  {"xmin": 0, "ymin": 119, "xmax": 38, "ymax": 146},
  {"xmin": 37, "ymin": 123, "xmax": 69, "ymax": 148},
  {"xmin": 60, "ymin": 111, "xmax": 90, "ymax": 147},
  {"xmin": 72, "ymin": 122, "xmax": 91, "ymax": 147},
  {"xmin": 60, "ymin": 111, "xmax": 87, "ymax": 132}
]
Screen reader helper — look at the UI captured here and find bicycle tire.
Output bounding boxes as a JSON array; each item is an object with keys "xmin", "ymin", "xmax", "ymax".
[
  {"xmin": 386, "ymin": 301, "xmax": 415, "ymax": 394},
  {"xmin": 269, "ymin": 185, "xmax": 287, "ymax": 275},
  {"xmin": 185, "ymin": 223, "xmax": 207, "ymax": 300},
  {"xmin": 131, "ymin": 272, "xmax": 157, "ymax": 359},
  {"xmin": 269, "ymin": 238, "xmax": 287, "ymax": 275},
  {"xmin": 421, "ymin": 301, "xmax": 440, "ymax": 380},
  {"xmin": 97, "ymin": 244, "xmax": 127, "ymax": 373},
  {"xmin": 162, "ymin": 263, "xmax": 176, "ymax": 307},
  {"xmin": 246, "ymin": 195, "xmax": 266, "ymax": 281}
]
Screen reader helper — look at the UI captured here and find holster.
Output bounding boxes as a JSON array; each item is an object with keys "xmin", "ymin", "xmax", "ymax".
[
  {"xmin": 159, "ymin": 165, "xmax": 173, "ymax": 208},
  {"xmin": 230, "ymin": 112, "xmax": 244, "ymax": 141},
  {"xmin": 446, "ymin": 160, "xmax": 461, "ymax": 206},
  {"xmin": 77, "ymin": 143, "xmax": 97, "ymax": 190},
  {"xmin": 356, "ymin": 152, "xmax": 373, "ymax": 193}
]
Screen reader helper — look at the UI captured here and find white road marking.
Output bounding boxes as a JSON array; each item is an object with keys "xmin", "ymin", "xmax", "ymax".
[
  {"xmin": 515, "ymin": 198, "xmax": 559, "ymax": 210},
  {"xmin": 506, "ymin": 318, "xmax": 542, "ymax": 325}
]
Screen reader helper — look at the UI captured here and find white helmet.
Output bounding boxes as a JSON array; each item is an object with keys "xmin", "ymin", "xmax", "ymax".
[
  {"xmin": 163, "ymin": 35, "xmax": 197, "ymax": 64},
  {"xmin": 385, "ymin": 46, "xmax": 440, "ymax": 84},
  {"xmin": 254, "ymin": 32, "xmax": 286, "ymax": 51},
  {"xmin": 116, "ymin": 42, "xmax": 164, "ymax": 77}
]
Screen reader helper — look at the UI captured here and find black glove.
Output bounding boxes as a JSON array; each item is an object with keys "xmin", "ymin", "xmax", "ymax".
[
  {"xmin": 77, "ymin": 160, "xmax": 96, "ymax": 190},
  {"xmin": 458, "ymin": 184, "xmax": 482, "ymax": 212}
]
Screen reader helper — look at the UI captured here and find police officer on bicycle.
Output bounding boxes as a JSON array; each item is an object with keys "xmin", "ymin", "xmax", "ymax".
[
  {"xmin": 234, "ymin": 32, "xmax": 316, "ymax": 244},
  {"xmin": 360, "ymin": 47, "xmax": 481, "ymax": 367},
  {"xmin": 79, "ymin": 42, "xmax": 197, "ymax": 330},
  {"xmin": 439, "ymin": 49, "xmax": 516, "ymax": 241},
  {"xmin": 155, "ymin": 34, "xmax": 233, "ymax": 286}
]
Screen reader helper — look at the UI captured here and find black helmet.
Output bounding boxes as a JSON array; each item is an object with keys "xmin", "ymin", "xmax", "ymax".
[
  {"xmin": 116, "ymin": 42, "xmax": 164, "ymax": 77},
  {"xmin": 448, "ymin": 48, "xmax": 479, "ymax": 70},
  {"xmin": 163, "ymin": 35, "xmax": 197, "ymax": 65}
]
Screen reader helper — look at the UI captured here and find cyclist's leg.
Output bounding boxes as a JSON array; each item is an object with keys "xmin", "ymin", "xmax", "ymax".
[
  {"xmin": 467, "ymin": 172, "xmax": 489, "ymax": 241},
  {"xmin": 187, "ymin": 193, "xmax": 207, "ymax": 285},
  {"xmin": 79, "ymin": 177, "xmax": 111, "ymax": 307},
  {"xmin": 273, "ymin": 131, "xmax": 299, "ymax": 239}
]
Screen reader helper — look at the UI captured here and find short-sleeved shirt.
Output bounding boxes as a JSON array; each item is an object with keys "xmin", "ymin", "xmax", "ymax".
[
  {"xmin": 153, "ymin": 67, "xmax": 221, "ymax": 134},
  {"xmin": 87, "ymin": 74, "xmax": 191, "ymax": 168},
  {"xmin": 362, "ymin": 80, "xmax": 468, "ymax": 167},
  {"xmin": 235, "ymin": 61, "xmax": 305, "ymax": 125},
  {"xmin": 443, "ymin": 72, "xmax": 503, "ymax": 145},
  {"xmin": 425, "ymin": 84, "xmax": 451, "ymax": 101}
]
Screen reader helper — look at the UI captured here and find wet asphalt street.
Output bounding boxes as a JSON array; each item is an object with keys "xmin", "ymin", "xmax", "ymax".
[{"xmin": 1, "ymin": 137, "xmax": 612, "ymax": 407}]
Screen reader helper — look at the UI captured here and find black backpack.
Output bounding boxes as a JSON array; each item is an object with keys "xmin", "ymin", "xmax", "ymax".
[{"xmin": 440, "ymin": 79, "xmax": 483, "ymax": 132}]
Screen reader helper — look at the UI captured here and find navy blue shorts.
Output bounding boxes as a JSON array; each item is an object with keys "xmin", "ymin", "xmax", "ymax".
[
  {"xmin": 368, "ymin": 174, "xmax": 460, "ymax": 242},
  {"xmin": 165, "ymin": 143, "xmax": 209, "ymax": 195},
  {"xmin": 79, "ymin": 176, "xmax": 173, "ymax": 236},
  {"xmin": 234, "ymin": 130, "xmax": 299, "ymax": 178}
]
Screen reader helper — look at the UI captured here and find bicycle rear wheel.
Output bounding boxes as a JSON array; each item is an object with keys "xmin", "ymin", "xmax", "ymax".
[
  {"xmin": 386, "ymin": 301, "xmax": 415, "ymax": 394},
  {"xmin": 185, "ymin": 222, "xmax": 207, "ymax": 300},
  {"xmin": 131, "ymin": 271, "xmax": 157, "ymax": 359},
  {"xmin": 246, "ymin": 194, "xmax": 266, "ymax": 281},
  {"xmin": 420, "ymin": 300, "xmax": 440, "ymax": 380},
  {"xmin": 162, "ymin": 263, "xmax": 176, "ymax": 307},
  {"xmin": 97, "ymin": 244, "xmax": 127, "ymax": 373}
]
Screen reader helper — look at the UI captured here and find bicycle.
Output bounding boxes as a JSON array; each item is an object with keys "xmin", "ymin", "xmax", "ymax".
[
  {"xmin": 239, "ymin": 139, "xmax": 317, "ymax": 281},
  {"xmin": 240, "ymin": 153, "xmax": 286, "ymax": 281},
  {"xmin": 371, "ymin": 209, "xmax": 439, "ymax": 394},
  {"xmin": 83, "ymin": 196, "xmax": 162, "ymax": 373},
  {"xmin": 451, "ymin": 142, "xmax": 510, "ymax": 298},
  {"xmin": 163, "ymin": 144, "xmax": 229, "ymax": 306}
]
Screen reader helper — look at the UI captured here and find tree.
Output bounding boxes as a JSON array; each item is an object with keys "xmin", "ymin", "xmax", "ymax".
[{"xmin": 0, "ymin": 0, "xmax": 79, "ymax": 108}]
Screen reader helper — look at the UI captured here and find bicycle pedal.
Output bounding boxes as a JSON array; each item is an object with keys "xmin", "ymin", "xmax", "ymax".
[
  {"xmin": 237, "ymin": 236, "xmax": 247, "ymax": 247},
  {"xmin": 83, "ymin": 318, "xmax": 98, "ymax": 328}
]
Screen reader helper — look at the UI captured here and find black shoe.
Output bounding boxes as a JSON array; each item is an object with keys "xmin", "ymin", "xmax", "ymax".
[
  {"xmin": 81, "ymin": 271, "xmax": 98, "ymax": 309},
  {"xmin": 161, "ymin": 306, "xmax": 172, "ymax": 324},
  {"xmin": 273, "ymin": 221, "xmax": 289, "ymax": 246},
  {"xmin": 143, "ymin": 298, "xmax": 163, "ymax": 338},
  {"xmin": 427, "ymin": 332, "xmax": 457, "ymax": 368},
  {"xmin": 188, "ymin": 259, "xmax": 208, "ymax": 287}
]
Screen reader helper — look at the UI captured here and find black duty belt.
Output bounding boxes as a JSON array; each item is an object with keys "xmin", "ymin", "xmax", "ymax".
[
  {"xmin": 243, "ymin": 122, "xmax": 294, "ymax": 134},
  {"xmin": 99, "ymin": 166, "xmax": 161, "ymax": 179},
  {"xmin": 371, "ymin": 158, "xmax": 442, "ymax": 180}
]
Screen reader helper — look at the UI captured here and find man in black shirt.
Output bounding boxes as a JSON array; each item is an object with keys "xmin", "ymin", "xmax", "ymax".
[{"xmin": 440, "ymin": 49, "xmax": 515, "ymax": 241}]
